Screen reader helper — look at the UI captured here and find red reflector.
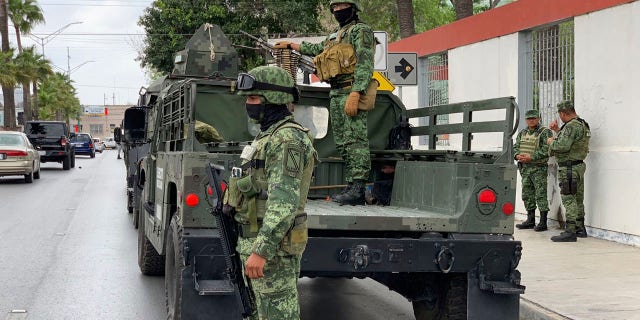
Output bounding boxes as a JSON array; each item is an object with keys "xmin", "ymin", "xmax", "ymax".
[
  {"xmin": 2, "ymin": 150, "xmax": 28, "ymax": 157},
  {"xmin": 185, "ymin": 194, "xmax": 199, "ymax": 207},
  {"xmin": 502, "ymin": 203, "xmax": 515, "ymax": 215},
  {"xmin": 221, "ymin": 182, "xmax": 227, "ymax": 193},
  {"xmin": 478, "ymin": 189, "xmax": 497, "ymax": 203},
  {"xmin": 207, "ymin": 185, "xmax": 214, "ymax": 196}
]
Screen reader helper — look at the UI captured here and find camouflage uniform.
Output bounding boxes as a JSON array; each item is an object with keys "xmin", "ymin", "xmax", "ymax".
[
  {"xmin": 513, "ymin": 109, "xmax": 552, "ymax": 230},
  {"xmin": 299, "ymin": 1, "xmax": 374, "ymax": 201},
  {"xmin": 549, "ymin": 101, "xmax": 590, "ymax": 240},
  {"xmin": 235, "ymin": 66, "xmax": 316, "ymax": 320}
]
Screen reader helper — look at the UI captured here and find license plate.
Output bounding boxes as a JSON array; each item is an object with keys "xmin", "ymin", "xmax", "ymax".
[
  {"xmin": 38, "ymin": 151, "xmax": 46, "ymax": 156},
  {"xmin": 0, "ymin": 153, "xmax": 6, "ymax": 160}
]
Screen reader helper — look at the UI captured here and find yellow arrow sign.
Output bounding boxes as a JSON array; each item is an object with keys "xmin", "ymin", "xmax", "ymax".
[{"xmin": 373, "ymin": 71, "xmax": 395, "ymax": 92}]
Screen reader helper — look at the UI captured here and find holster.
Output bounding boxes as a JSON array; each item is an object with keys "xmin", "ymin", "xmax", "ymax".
[{"xmin": 560, "ymin": 164, "xmax": 578, "ymax": 195}]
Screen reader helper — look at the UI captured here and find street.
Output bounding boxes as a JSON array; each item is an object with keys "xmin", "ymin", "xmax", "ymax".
[{"xmin": 0, "ymin": 150, "xmax": 414, "ymax": 320}]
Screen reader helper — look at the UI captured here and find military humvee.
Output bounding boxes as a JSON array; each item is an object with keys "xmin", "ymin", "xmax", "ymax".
[{"xmin": 127, "ymin": 24, "xmax": 525, "ymax": 320}]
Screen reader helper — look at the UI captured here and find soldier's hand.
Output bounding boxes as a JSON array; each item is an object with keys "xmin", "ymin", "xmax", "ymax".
[
  {"xmin": 344, "ymin": 91, "xmax": 360, "ymax": 116},
  {"xmin": 520, "ymin": 154, "xmax": 532, "ymax": 162},
  {"xmin": 547, "ymin": 137, "xmax": 555, "ymax": 145},
  {"xmin": 245, "ymin": 253, "xmax": 267, "ymax": 279},
  {"xmin": 549, "ymin": 119, "xmax": 559, "ymax": 132},
  {"xmin": 274, "ymin": 41, "xmax": 292, "ymax": 49}
]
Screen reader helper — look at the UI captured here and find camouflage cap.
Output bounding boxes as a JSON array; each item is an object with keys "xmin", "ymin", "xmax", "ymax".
[
  {"xmin": 330, "ymin": 0, "xmax": 361, "ymax": 11},
  {"xmin": 237, "ymin": 66, "xmax": 296, "ymax": 105},
  {"xmin": 525, "ymin": 109, "xmax": 540, "ymax": 119},
  {"xmin": 556, "ymin": 100, "xmax": 574, "ymax": 112}
]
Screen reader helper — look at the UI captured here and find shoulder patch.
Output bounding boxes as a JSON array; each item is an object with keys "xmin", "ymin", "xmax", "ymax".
[{"xmin": 284, "ymin": 143, "xmax": 304, "ymax": 178}]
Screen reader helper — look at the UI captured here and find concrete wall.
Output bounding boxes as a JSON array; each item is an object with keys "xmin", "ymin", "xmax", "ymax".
[{"xmin": 573, "ymin": 2, "xmax": 640, "ymax": 240}]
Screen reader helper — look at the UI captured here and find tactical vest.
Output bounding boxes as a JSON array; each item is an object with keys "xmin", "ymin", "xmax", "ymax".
[
  {"xmin": 519, "ymin": 126, "xmax": 549, "ymax": 164},
  {"xmin": 227, "ymin": 119, "xmax": 315, "ymax": 255},
  {"xmin": 313, "ymin": 23, "xmax": 358, "ymax": 82},
  {"xmin": 556, "ymin": 117, "xmax": 590, "ymax": 162}
]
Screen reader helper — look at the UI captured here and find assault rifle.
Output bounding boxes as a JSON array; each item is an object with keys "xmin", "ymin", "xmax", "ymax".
[
  {"xmin": 205, "ymin": 163, "xmax": 256, "ymax": 318},
  {"xmin": 240, "ymin": 30, "xmax": 316, "ymax": 75}
]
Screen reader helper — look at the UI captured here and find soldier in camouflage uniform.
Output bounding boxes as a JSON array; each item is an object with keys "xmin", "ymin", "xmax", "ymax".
[
  {"xmin": 514, "ymin": 109, "xmax": 553, "ymax": 231},
  {"xmin": 274, "ymin": 0, "xmax": 375, "ymax": 205},
  {"xmin": 234, "ymin": 66, "xmax": 316, "ymax": 319},
  {"xmin": 547, "ymin": 100, "xmax": 591, "ymax": 242}
]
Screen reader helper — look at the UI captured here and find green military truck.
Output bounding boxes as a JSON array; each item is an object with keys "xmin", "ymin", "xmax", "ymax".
[{"xmin": 130, "ymin": 24, "xmax": 524, "ymax": 319}]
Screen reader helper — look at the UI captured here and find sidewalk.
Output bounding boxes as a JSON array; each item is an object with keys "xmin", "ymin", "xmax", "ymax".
[{"xmin": 516, "ymin": 224, "xmax": 640, "ymax": 320}]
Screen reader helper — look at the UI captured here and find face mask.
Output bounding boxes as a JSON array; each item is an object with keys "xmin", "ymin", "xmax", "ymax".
[
  {"xmin": 245, "ymin": 103, "xmax": 264, "ymax": 123},
  {"xmin": 333, "ymin": 6, "xmax": 355, "ymax": 26}
]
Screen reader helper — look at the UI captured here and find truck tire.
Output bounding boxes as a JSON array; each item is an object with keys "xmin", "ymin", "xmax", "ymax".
[
  {"xmin": 413, "ymin": 274, "xmax": 467, "ymax": 320},
  {"xmin": 137, "ymin": 206, "xmax": 165, "ymax": 276},
  {"xmin": 63, "ymin": 154, "xmax": 71, "ymax": 170},
  {"xmin": 165, "ymin": 215, "xmax": 184, "ymax": 319}
]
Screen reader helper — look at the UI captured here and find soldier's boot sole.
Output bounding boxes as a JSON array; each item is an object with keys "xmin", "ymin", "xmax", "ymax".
[
  {"xmin": 516, "ymin": 222, "xmax": 536, "ymax": 229},
  {"xmin": 551, "ymin": 232, "xmax": 577, "ymax": 242},
  {"xmin": 534, "ymin": 224, "xmax": 547, "ymax": 232}
]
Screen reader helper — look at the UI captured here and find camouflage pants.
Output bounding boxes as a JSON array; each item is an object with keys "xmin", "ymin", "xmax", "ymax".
[
  {"xmin": 239, "ymin": 238, "xmax": 302, "ymax": 320},
  {"xmin": 330, "ymin": 91, "xmax": 371, "ymax": 182},
  {"xmin": 519, "ymin": 165, "xmax": 549, "ymax": 212},
  {"xmin": 559, "ymin": 163, "xmax": 586, "ymax": 232}
]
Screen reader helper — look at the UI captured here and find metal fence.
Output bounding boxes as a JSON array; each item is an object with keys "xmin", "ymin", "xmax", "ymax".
[
  {"xmin": 421, "ymin": 52, "xmax": 449, "ymax": 146},
  {"xmin": 523, "ymin": 21, "xmax": 575, "ymax": 126}
]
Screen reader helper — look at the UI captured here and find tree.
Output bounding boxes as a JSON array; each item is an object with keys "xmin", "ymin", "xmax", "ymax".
[
  {"xmin": 451, "ymin": 0, "xmax": 474, "ymax": 20},
  {"xmin": 137, "ymin": 0, "xmax": 322, "ymax": 74},
  {"xmin": 8, "ymin": 0, "xmax": 44, "ymax": 53},
  {"xmin": 1, "ymin": 0, "xmax": 17, "ymax": 129},
  {"xmin": 38, "ymin": 72, "xmax": 81, "ymax": 125},
  {"xmin": 14, "ymin": 46, "xmax": 41, "ymax": 121},
  {"xmin": 397, "ymin": 0, "xmax": 416, "ymax": 38},
  {"xmin": 30, "ymin": 52, "xmax": 52, "ymax": 119}
]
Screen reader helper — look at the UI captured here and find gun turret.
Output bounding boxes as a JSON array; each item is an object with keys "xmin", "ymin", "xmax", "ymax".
[{"xmin": 172, "ymin": 24, "xmax": 239, "ymax": 78}]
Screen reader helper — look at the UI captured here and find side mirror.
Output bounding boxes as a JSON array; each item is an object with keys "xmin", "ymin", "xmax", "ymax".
[{"xmin": 114, "ymin": 127, "xmax": 122, "ymax": 143}]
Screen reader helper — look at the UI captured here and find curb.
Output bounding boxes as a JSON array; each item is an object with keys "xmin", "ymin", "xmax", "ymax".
[{"xmin": 520, "ymin": 298, "xmax": 571, "ymax": 320}]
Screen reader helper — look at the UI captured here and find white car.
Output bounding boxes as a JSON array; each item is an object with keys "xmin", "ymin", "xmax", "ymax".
[
  {"xmin": 103, "ymin": 137, "xmax": 118, "ymax": 149},
  {"xmin": 0, "ymin": 131, "xmax": 41, "ymax": 183}
]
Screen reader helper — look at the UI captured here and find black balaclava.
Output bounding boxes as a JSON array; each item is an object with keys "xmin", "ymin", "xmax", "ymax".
[
  {"xmin": 333, "ymin": 6, "xmax": 358, "ymax": 27},
  {"xmin": 246, "ymin": 101, "xmax": 291, "ymax": 131}
]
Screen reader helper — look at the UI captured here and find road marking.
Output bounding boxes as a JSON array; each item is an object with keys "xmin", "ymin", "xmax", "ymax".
[{"xmin": 5, "ymin": 310, "xmax": 28, "ymax": 320}]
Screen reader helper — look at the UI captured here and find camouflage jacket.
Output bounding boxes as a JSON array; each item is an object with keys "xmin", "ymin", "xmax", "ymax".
[
  {"xmin": 300, "ymin": 20, "xmax": 375, "ymax": 93},
  {"xmin": 549, "ymin": 117, "xmax": 591, "ymax": 162},
  {"xmin": 249, "ymin": 116, "xmax": 316, "ymax": 259},
  {"xmin": 513, "ymin": 125, "xmax": 552, "ymax": 164}
]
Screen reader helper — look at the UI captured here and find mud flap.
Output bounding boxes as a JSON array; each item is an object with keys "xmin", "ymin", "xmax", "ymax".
[{"xmin": 466, "ymin": 267, "xmax": 521, "ymax": 320}]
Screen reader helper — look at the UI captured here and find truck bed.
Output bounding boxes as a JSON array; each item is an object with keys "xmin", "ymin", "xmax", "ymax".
[{"xmin": 306, "ymin": 200, "xmax": 457, "ymax": 232}]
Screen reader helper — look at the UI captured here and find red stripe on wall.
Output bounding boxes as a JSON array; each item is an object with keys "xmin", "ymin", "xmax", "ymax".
[{"xmin": 389, "ymin": 0, "xmax": 636, "ymax": 57}]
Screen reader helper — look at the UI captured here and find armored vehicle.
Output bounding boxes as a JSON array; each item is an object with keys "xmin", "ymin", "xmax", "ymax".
[{"xmin": 129, "ymin": 24, "xmax": 525, "ymax": 319}]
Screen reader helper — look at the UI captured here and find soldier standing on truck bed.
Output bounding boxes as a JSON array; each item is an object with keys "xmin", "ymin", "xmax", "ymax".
[
  {"xmin": 514, "ymin": 109, "xmax": 553, "ymax": 232},
  {"xmin": 231, "ymin": 66, "xmax": 316, "ymax": 319},
  {"xmin": 274, "ymin": 0, "xmax": 377, "ymax": 205},
  {"xmin": 547, "ymin": 100, "xmax": 591, "ymax": 242}
]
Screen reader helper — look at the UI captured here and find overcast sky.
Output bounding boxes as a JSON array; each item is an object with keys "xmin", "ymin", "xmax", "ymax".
[{"xmin": 10, "ymin": 0, "xmax": 153, "ymax": 106}]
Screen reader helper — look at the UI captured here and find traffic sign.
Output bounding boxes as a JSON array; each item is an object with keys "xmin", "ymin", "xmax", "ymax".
[
  {"xmin": 372, "ymin": 72, "xmax": 395, "ymax": 92},
  {"xmin": 374, "ymin": 31, "xmax": 388, "ymax": 71},
  {"xmin": 387, "ymin": 52, "xmax": 418, "ymax": 86}
]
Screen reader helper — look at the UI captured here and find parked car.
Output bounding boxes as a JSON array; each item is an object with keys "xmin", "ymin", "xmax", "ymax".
[
  {"xmin": 93, "ymin": 138, "xmax": 105, "ymax": 153},
  {"xmin": 0, "ymin": 131, "xmax": 41, "ymax": 183},
  {"xmin": 70, "ymin": 133, "xmax": 96, "ymax": 158},
  {"xmin": 103, "ymin": 137, "xmax": 117, "ymax": 149},
  {"xmin": 24, "ymin": 121, "xmax": 75, "ymax": 170}
]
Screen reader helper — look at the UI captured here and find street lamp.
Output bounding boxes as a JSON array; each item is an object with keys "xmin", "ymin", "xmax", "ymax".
[{"xmin": 29, "ymin": 21, "xmax": 83, "ymax": 57}]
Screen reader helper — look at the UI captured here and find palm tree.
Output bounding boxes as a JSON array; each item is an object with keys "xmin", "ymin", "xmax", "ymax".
[
  {"xmin": 451, "ymin": 0, "xmax": 473, "ymax": 20},
  {"xmin": 8, "ymin": 0, "xmax": 44, "ymax": 53},
  {"xmin": 31, "ymin": 52, "xmax": 52, "ymax": 120},
  {"xmin": 14, "ymin": 46, "xmax": 40, "ymax": 121},
  {"xmin": 1, "ymin": 0, "xmax": 18, "ymax": 129},
  {"xmin": 397, "ymin": 0, "xmax": 416, "ymax": 38},
  {"xmin": 8, "ymin": 0, "xmax": 45, "ymax": 124}
]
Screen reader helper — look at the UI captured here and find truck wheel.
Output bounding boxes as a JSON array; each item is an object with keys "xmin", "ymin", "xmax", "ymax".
[
  {"xmin": 127, "ymin": 190, "xmax": 134, "ymax": 214},
  {"xmin": 165, "ymin": 215, "xmax": 184, "ymax": 319},
  {"xmin": 413, "ymin": 274, "xmax": 467, "ymax": 320},
  {"xmin": 63, "ymin": 154, "xmax": 71, "ymax": 170},
  {"xmin": 137, "ymin": 205, "xmax": 165, "ymax": 276}
]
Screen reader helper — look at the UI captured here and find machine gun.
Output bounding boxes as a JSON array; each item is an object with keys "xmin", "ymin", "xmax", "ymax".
[
  {"xmin": 240, "ymin": 30, "xmax": 316, "ymax": 79},
  {"xmin": 205, "ymin": 163, "xmax": 256, "ymax": 318}
]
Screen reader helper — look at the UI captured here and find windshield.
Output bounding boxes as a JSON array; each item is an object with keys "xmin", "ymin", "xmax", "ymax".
[
  {"xmin": 26, "ymin": 123, "xmax": 65, "ymax": 136},
  {"xmin": 71, "ymin": 135, "xmax": 91, "ymax": 143},
  {"xmin": 0, "ymin": 134, "xmax": 25, "ymax": 146}
]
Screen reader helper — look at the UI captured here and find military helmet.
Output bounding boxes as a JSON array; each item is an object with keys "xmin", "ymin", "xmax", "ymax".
[
  {"xmin": 525, "ymin": 109, "xmax": 540, "ymax": 119},
  {"xmin": 556, "ymin": 100, "xmax": 574, "ymax": 112},
  {"xmin": 236, "ymin": 66, "xmax": 298, "ymax": 104},
  {"xmin": 330, "ymin": 0, "xmax": 361, "ymax": 12}
]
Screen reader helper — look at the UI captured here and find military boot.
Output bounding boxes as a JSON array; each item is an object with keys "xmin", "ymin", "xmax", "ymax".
[
  {"xmin": 534, "ymin": 211, "xmax": 548, "ymax": 232},
  {"xmin": 516, "ymin": 210, "xmax": 536, "ymax": 229},
  {"xmin": 330, "ymin": 182, "xmax": 352, "ymax": 202},
  {"xmin": 575, "ymin": 226, "xmax": 588, "ymax": 238},
  {"xmin": 336, "ymin": 180, "xmax": 366, "ymax": 206}
]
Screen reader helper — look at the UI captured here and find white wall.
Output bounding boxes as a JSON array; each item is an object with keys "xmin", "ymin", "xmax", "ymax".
[{"xmin": 574, "ymin": 2, "xmax": 640, "ymax": 237}]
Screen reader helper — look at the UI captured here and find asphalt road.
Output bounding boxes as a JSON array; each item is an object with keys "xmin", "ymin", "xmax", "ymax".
[{"xmin": 0, "ymin": 150, "xmax": 414, "ymax": 320}]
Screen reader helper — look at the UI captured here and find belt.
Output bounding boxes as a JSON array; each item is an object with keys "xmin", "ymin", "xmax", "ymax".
[
  {"xmin": 241, "ymin": 159, "xmax": 265, "ymax": 171},
  {"xmin": 330, "ymin": 80, "xmax": 354, "ymax": 89},
  {"xmin": 521, "ymin": 163, "xmax": 547, "ymax": 167},
  {"xmin": 558, "ymin": 160, "xmax": 583, "ymax": 167}
]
